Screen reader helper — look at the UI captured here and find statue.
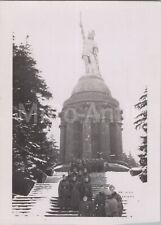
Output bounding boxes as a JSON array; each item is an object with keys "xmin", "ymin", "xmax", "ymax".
[{"xmin": 80, "ymin": 14, "xmax": 100, "ymax": 76}]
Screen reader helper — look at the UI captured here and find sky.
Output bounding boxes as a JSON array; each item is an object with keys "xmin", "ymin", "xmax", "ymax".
[{"xmin": 6, "ymin": 1, "xmax": 161, "ymax": 159}]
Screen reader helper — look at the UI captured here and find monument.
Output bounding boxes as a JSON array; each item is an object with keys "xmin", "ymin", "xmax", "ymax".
[{"xmin": 59, "ymin": 17, "xmax": 123, "ymax": 163}]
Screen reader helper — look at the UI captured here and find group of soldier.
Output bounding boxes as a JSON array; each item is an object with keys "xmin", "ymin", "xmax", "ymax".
[
  {"xmin": 58, "ymin": 165, "xmax": 92, "ymax": 211},
  {"xmin": 93, "ymin": 185, "xmax": 123, "ymax": 217},
  {"xmin": 58, "ymin": 160, "xmax": 123, "ymax": 217}
]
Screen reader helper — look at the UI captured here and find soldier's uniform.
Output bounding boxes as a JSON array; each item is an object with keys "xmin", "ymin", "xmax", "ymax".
[
  {"xmin": 70, "ymin": 180, "xmax": 81, "ymax": 210},
  {"xmin": 58, "ymin": 179, "xmax": 70, "ymax": 209},
  {"xmin": 94, "ymin": 192, "xmax": 106, "ymax": 216},
  {"xmin": 111, "ymin": 192, "xmax": 123, "ymax": 216},
  {"xmin": 79, "ymin": 199, "xmax": 94, "ymax": 216},
  {"xmin": 82, "ymin": 181, "xmax": 92, "ymax": 200},
  {"xmin": 105, "ymin": 196, "xmax": 119, "ymax": 217}
]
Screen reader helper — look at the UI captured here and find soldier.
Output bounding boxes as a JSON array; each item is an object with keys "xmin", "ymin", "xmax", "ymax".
[
  {"xmin": 94, "ymin": 187, "xmax": 106, "ymax": 216},
  {"xmin": 67, "ymin": 170, "xmax": 73, "ymax": 182},
  {"xmin": 109, "ymin": 185, "xmax": 123, "ymax": 217},
  {"xmin": 82, "ymin": 177, "xmax": 92, "ymax": 200},
  {"xmin": 79, "ymin": 196, "xmax": 94, "ymax": 217},
  {"xmin": 83, "ymin": 167, "xmax": 91, "ymax": 182},
  {"xmin": 77, "ymin": 159, "xmax": 83, "ymax": 171},
  {"xmin": 70, "ymin": 176, "xmax": 81, "ymax": 210},
  {"xmin": 70, "ymin": 159, "xmax": 77, "ymax": 172},
  {"xmin": 58, "ymin": 175, "xmax": 70, "ymax": 210},
  {"xmin": 77, "ymin": 170, "xmax": 85, "ymax": 200},
  {"xmin": 104, "ymin": 188, "xmax": 120, "ymax": 217},
  {"xmin": 82, "ymin": 159, "xmax": 87, "ymax": 168},
  {"xmin": 72, "ymin": 167, "xmax": 78, "ymax": 177},
  {"xmin": 77, "ymin": 170, "xmax": 84, "ymax": 183}
]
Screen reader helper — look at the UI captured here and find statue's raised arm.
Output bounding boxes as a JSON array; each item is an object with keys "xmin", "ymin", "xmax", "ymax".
[{"xmin": 80, "ymin": 13, "xmax": 85, "ymax": 40}]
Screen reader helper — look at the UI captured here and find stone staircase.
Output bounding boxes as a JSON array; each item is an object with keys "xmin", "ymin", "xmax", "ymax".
[{"xmin": 12, "ymin": 183, "xmax": 134, "ymax": 217}]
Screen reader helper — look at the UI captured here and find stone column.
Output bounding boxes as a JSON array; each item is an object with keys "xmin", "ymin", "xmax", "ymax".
[
  {"xmin": 65, "ymin": 123, "xmax": 74, "ymax": 162},
  {"xmin": 59, "ymin": 123, "xmax": 66, "ymax": 163},
  {"xmin": 110, "ymin": 122, "xmax": 122, "ymax": 159},
  {"xmin": 100, "ymin": 119, "xmax": 111, "ymax": 158},
  {"xmin": 73, "ymin": 121, "xmax": 83, "ymax": 159},
  {"xmin": 82, "ymin": 119, "xmax": 92, "ymax": 159}
]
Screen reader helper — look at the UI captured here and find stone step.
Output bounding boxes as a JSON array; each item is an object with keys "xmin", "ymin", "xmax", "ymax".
[
  {"xmin": 45, "ymin": 214, "xmax": 78, "ymax": 217},
  {"xmin": 12, "ymin": 182, "xmax": 134, "ymax": 217},
  {"xmin": 13, "ymin": 200, "xmax": 127, "ymax": 217}
]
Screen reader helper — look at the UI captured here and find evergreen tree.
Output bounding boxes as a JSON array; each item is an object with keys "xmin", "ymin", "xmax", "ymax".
[
  {"xmin": 127, "ymin": 152, "xmax": 139, "ymax": 168},
  {"xmin": 134, "ymin": 88, "xmax": 147, "ymax": 182},
  {"xmin": 13, "ymin": 36, "xmax": 56, "ymax": 182},
  {"xmin": 119, "ymin": 152, "xmax": 138, "ymax": 168}
]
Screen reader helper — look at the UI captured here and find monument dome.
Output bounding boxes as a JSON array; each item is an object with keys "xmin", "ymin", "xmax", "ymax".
[
  {"xmin": 63, "ymin": 75, "xmax": 119, "ymax": 108},
  {"xmin": 72, "ymin": 75, "xmax": 111, "ymax": 96}
]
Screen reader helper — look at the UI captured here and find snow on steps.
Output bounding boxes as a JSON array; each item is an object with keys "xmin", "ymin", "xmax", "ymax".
[{"xmin": 12, "ymin": 183, "xmax": 134, "ymax": 217}]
